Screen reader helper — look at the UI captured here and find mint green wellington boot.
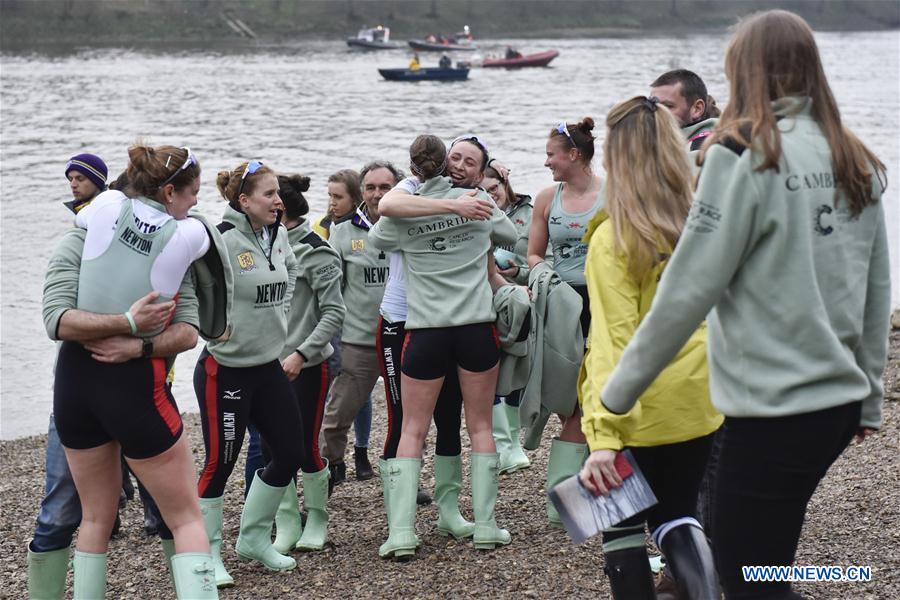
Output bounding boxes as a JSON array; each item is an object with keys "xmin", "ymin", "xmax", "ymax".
[
  {"xmin": 378, "ymin": 458, "xmax": 421, "ymax": 559},
  {"xmin": 73, "ymin": 550, "xmax": 106, "ymax": 600},
  {"xmin": 471, "ymin": 452, "xmax": 512, "ymax": 550},
  {"xmin": 161, "ymin": 538, "xmax": 176, "ymax": 589},
  {"xmin": 434, "ymin": 454, "xmax": 475, "ymax": 539},
  {"xmin": 379, "ymin": 458, "xmax": 422, "ymax": 548},
  {"xmin": 378, "ymin": 458, "xmax": 391, "ymax": 514},
  {"xmin": 27, "ymin": 546, "xmax": 69, "ymax": 600},
  {"xmin": 235, "ymin": 471, "xmax": 296, "ymax": 571},
  {"xmin": 502, "ymin": 402, "xmax": 531, "ymax": 473},
  {"xmin": 171, "ymin": 553, "xmax": 218, "ymax": 599},
  {"xmin": 546, "ymin": 438, "xmax": 588, "ymax": 527},
  {"xmin": 295, "ymin": 467, "xmax": 329, "ymax": 551},
  {"xmin": 199, "ymin": 496, "xmax": 234, "ymax": 588},
  {"xmin": 272, "ymin": 479, "xmax": 303, "ymax": 553},
  {"xmin": 492, "ymin": 402, "xmax": 515, "ymax": 472}
]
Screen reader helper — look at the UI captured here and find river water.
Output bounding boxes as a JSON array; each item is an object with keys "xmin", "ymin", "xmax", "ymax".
[{"xmin": 2, "ymin": 32, "xmax": 898, "ymax": 439}]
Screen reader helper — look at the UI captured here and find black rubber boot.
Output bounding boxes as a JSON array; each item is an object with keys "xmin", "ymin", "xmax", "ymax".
[
  {"xmin": 354, "ymin": 446, "xmax": 375, "ymax": 481},
  {"xmin": 328, "ymin": 461, "xmax": 346, "ymax": 497},
  {"xmin": 604, "ymin": 546, "xmax": 658, "ymax": 600},
  {"xmin": 659, "ymin": 524, "xmax": 720, "ymax": 600}
]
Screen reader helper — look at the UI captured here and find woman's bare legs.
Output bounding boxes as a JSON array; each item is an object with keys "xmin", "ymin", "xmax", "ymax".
[
  {"xmin": 459, "ymin": 364, "xmax": 500, "ymax": 453},
  {"xmin": 396, "ymin": 375, "xmax": 443, "ymax": 458},
  {"xmin": 65, "ymin": 443, "xmax": 122, "ymax": 553},
  {"xmin": 127, "ymin": 436, "xmax": 208, "ymax": 554}
]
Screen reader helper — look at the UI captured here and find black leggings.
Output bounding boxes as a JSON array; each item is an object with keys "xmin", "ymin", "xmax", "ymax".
[
  {"xmin": 602, "ymin": 432, "xmax": 714, "ymax": 547},
  {"xmin": 54, "ymin": 341, "xmax": 182, "ymax": 459},
  {"xmin": 376, "ymin": 317, "xmax": 463, "ymax": 459},
  {"xmin": 194, "ymin": 349, "xmax": 305, "ymax": 497},
  {"xmin": 259, "ymin": 361, "xmax": 329, "ymax": 473},
  {"xmin": 712, "ymin": 402, "xmax": 860, "ymax": 600}
]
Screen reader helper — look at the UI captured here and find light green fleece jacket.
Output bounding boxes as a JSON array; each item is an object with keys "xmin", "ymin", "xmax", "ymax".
[
  {"xmin": 498, "ymin": 194, "xmax": 552, "ymax": 285},
  {"xmin": 207, "ymin": 206, "xmax": 298, "ymax": 367},
  {"xmin": 281, "ymin": 219, "xmax": 346, "ymax": 367},
  {"xmin": 601, "ymin": 97, "xmax": 891, "ymax": 430},
  {"xmin": 329, "ymin": 208, "xmax": 389, "ymax": 347},
  {"xmin": 368, "ymin": 176, "xmax": 517, "ymax": 330}
]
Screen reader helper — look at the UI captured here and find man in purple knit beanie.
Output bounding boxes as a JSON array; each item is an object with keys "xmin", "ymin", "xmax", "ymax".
[{"xmin": 64, "ymin": 153, "xmax": 107, "ymax": 213}]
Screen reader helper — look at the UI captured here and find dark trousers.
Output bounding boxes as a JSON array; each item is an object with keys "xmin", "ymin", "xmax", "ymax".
[
  {"xmin": 194, "ymin": 350, "xmax": 305, "ymax": 497},
  {"xmin": 376, "ymin": 317, "xmax": 463, "ymax": 459},
  {"xmin": 602, "ymin": 433, "xmax": 714, "ymax": 549},
  {"xmin": 251, "ymin": 361, "xmax": 330, "ymax": 477},
  {"xmin": 712, "ymin": 401, "xmax": 860, "ymax": 599}
]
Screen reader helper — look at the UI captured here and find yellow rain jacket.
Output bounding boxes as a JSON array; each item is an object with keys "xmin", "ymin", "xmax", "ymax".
[{"xmin": 578, "ymin": 212, "xmax": 722, "ymax": 452}]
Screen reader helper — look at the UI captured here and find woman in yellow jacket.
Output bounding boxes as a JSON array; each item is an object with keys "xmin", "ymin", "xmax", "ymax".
[{"xmin": 578, "ymin": 96, "xmax": 723, "ymax": 600}]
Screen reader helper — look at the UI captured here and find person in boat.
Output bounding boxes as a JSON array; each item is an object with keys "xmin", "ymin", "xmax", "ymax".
[
  {"xmin": 409, "ymin": 54, "xmax": 421, "ymax": 71},
  {"xmin": 592, "ymin": 10, "xmax": 889, "ymax": 600},
  {"xmin": 370, "ymin": 134, "xmax": 517, "ymax": 558},
  {"xmin": 579, "ymin": 96, "xmax": 723, "ymax": 600},
  {"xmin": 505, "ymin": 46, "xmax": 523, "ymax": 60},
  {"xmin": 527, "ymin": 117, "xmax": 604, "ymax": 528},
  {"xmin": 439, "ymin": 54, "xmax": 452, "ymax": 69}
]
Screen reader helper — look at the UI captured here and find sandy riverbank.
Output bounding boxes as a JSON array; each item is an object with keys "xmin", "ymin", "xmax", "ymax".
[{"xmin": 1, "ymin": 331, "xmax": 897, "ymax": 598}]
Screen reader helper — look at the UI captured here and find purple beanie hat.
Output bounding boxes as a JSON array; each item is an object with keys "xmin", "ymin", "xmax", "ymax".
[{"xmin": 65, "ymin": 153, "xmax": 108, "ymax": 191}]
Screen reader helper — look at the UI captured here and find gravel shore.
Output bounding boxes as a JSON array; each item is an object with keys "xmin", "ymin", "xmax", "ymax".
[{"xmin": 2, "ymin": 332, "xmax": 897, "ymax": 599}]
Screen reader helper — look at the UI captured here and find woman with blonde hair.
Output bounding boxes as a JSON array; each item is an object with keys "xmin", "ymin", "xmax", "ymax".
[
  {"xmin": 579, "ymin": 96, "xmax": 722, "ymax": 599},
  {"xmin": 587, "ymin": 11, "xmax": 890, "ymax": 599}
]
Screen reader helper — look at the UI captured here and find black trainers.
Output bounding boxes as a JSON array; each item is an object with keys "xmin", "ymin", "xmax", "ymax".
[{"xmin": 354, "ymin": 446, "xmax": 375, "ymax": 481}]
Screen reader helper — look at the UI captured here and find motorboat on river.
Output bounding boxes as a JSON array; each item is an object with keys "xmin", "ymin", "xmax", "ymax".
[
  {"xmin": 483, "ymin": 49, "xmax": 560, "ymax": 68},
  {"xmin": 378, "ymin": 67, "xmax": 470, "ymax": 82},
  {"xmin": 408, "ymin": 26, "xmax": 477, "ymax": 52},
  {"xmin": 347, "ymin": 26, "xmax": 403, "ymax": 50}
]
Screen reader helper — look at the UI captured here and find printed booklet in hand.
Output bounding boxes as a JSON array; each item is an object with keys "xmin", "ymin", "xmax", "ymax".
[{"xmin": 548, "ymin": 449, "xmax": 657, "ymax": 544}]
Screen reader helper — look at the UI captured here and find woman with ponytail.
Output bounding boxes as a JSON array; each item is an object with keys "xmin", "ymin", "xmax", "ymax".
[
  {"xmin": 193, "ymin": 161, "xmax": 304, "ymax": 586},
  {"xmin": 264, "ymin": 173, "xmax": 346, "ymax": 554},
  {"xmin": 589, "ymin": 11, "xmax": 890, "ymax": 599},
  {"xmin": 51, "ymin": 143, "xmax": 217, "ymax": 598},
  {"xmin": 578, "ymin": 97, "xmax": 722, "ymax": 600},
  {"xmin": 526, "ymin": 117, "xmax": 604, "ymax": 527},
  {"xmin": 370, "ymin": 134, "xmax": 517, "ymax": 558}
]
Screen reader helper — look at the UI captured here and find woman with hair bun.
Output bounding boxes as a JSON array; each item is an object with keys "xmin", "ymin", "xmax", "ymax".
[
  {"xmin": 193, "ymin": 161, "xmax": 303, "ymax": 585},
  {"xmin": 371, "ymin": 134, "xmax": 517, "ymax": 558},
  {"xmin": 527, "ymin": 117, "xmax": 604, "ymax": 527},
  {"xmin": 51, "ymin": 143, "xmax": 217, "ymax": 598},
  {"xmin": 593, "ymin": 11, "xmax": 890, "ymax": 599},
  {"xmin": 264, "ymin": 173, "xmax": 346, "ymax": 553},
  {"xmin": 578, "ymin": 97, "xmax": 722, "ymax": 600}
]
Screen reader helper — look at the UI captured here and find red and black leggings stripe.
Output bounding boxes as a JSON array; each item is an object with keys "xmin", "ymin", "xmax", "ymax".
[{"xmin": 194, "ymin": 349, "xmax": 305, "ymax": 498}]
